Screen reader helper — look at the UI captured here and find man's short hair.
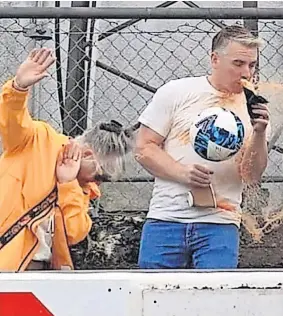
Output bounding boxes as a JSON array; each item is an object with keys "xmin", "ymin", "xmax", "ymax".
[{"xmin": 212, "ymin": 24, "xmax": 263, "ymax": 53}]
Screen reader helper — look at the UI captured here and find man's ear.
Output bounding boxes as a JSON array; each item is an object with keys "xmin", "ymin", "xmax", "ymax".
[{"xmin": 211, "ymin": 51, "xmax": 219, "ymax": 69}]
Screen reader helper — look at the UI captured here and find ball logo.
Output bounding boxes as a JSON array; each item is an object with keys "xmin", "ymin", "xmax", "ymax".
[
  {"xmin": 190, "ymin": 107, "xmax": 244, "ymax": 162},
  {"xmin": 194, "ymin": 115, "xmax": 216, "ymax": 134}
]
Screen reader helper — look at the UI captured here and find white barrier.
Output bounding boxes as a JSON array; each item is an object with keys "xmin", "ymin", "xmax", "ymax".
[{"xmin": 0, "ymin": 269, "xmax": 283, "ymax": 315}]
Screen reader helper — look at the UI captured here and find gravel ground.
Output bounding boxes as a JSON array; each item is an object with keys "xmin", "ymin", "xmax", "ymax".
[
  {"xmin": 239, "ymin": 225, "xmax": 283, "ymax": 268},
  {"xmin": 70, "ymin": 200, "xmax": 283, "ymax": 270}
]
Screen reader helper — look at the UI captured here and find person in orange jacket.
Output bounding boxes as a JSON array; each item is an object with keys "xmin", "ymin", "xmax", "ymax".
[{"xmin": 0, "ymin": 47, "xmax": 102, "ymax": 271}]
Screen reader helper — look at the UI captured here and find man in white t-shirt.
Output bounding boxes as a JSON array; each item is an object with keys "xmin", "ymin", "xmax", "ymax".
[{"xmin": 135, "ymin": 25, "xmax": 270, "ymax": 269}]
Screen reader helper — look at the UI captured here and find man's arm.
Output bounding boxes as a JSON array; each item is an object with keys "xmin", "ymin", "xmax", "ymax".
[
  {"xmin": 135, "ymin": 125, "xmax": 181, "ymax": 181},
  {"xmin": 240, "ymin": 131, "xmax": 268, "ymax": 183},
  {"xmin": 0, "ymin": 48, "xmax": 55, "ymax": 153},
  {"xmin": 240, "ymin": 103, "xmax": 269, "ymax": 184},
  {"xmin": 135, "ymin": 125, "xmax": 212, "ymax": 187},
  {"xmin": 135, "ymin": 80, "xmax": 213, "ymax": 188}
]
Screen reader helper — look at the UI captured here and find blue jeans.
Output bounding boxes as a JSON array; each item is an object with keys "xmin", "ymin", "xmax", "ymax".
[{"xmin": 138, "ymin": 219, "xmax": 239, "ymax": 269}]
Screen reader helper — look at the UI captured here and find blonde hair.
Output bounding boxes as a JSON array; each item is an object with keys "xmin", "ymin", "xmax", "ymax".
[
  {"xmin": 212, "ymin": 24, "xmax": 263, "ymax": 53},
  {"xmin": 75, "ymin": 121, "xmax": 137, "ymax": 181}
]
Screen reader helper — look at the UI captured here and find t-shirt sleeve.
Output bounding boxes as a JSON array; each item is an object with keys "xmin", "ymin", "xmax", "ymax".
[{"xmin": 138, "ymin": 81, "xmax": 176, "ymax": 138}]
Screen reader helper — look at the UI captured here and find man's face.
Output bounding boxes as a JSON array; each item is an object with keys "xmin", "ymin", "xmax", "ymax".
[{"xmin": 211, "ymin": 41, "xmax": 258, "ymax": 93}]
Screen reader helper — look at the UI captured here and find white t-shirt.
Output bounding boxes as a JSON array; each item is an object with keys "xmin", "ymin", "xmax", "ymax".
[{"xmin": 138, "ymin": 75, "xmax": 263, "ymax": 227}]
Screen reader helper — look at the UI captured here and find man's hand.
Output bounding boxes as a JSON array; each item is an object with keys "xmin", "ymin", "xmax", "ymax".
[
  {"xmin": 14, "ymin": 47, "xmax": 56, "ymax": 89},
  {"xmin": 251, "ymin": 103, "xmax": 270, "ymax": 134},
  {"xmin": 179, "ymin": 163, "xmax": 214, "ymax": 188},
  {"xmin": 240, "ymin": 103, "xmax": 269, "ymax": 184},
  {"xmin": 56, "ymin": 140, "xmax": 82, "ymax": 184}
]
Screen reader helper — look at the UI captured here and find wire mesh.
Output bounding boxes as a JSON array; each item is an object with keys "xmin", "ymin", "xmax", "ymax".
[{"xmin": 1, "ymin": 12, "xmax": 283, "ymax": 267}]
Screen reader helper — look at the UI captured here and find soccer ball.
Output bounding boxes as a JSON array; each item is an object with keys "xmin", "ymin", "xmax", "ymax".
[{"xmin": 190, "ymin": 107, "xmax": 245, "ymax": 162}]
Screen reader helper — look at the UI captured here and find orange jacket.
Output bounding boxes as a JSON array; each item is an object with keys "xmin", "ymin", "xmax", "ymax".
[{"xmin": 0, "ymin": 79, "xmax": 100, "ymax": 271}]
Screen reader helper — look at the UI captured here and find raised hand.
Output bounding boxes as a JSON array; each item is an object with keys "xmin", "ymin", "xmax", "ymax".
[
  {"xmin": 14, "ymin": 47, "xmax": 56, "ymax": 89},
  {"xmin": 56, "ymin": 140, "xmax": 82, "ymax": 184}
]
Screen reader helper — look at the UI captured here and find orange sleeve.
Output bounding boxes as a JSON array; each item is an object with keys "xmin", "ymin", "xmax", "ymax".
[
  {"xmin": 0, "ymin": 79, "xmax": 35, "ymax": 153},
  {"xmin": 57, "ymin": 180, "xmax": 100, "ymax": 246},
  {"xmin": 81, "ymin": 182, "xmax": 101, "ymax": 200}
]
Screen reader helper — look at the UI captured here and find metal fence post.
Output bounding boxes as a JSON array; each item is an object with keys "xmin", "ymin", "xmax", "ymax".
[{"xmin": 64, "ymin": 1, "xmax": 89, "ymax": 136}]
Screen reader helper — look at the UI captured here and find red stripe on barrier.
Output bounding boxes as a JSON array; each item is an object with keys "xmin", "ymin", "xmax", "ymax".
[{"xmin": 0, "ymin": 292, "xmax": 53, "ymax": 316}]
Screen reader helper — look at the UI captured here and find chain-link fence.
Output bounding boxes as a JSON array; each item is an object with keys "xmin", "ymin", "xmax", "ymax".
[{"xmin": 2, "ymin": 3, "xmax": 283, "ymax": 268}]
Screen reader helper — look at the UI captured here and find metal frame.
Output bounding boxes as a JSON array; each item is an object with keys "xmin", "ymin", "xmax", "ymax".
[
  {"xmin": 2, "ymin": 3, "xmax": 282, "ymax": 183},
  {"xmin": 64, "ymin": 1, "xmax": 90, "ymax": 137},
  {"xmin": 0, "ymin": 7, "xmax": 282, "ymax": 19},
  {"xmin": 94, "ymin": 1, "xmax": 226, "ymax": 95},
  {"xmin": 95, "ymin": 1, "xmax": 177, "ymax": 95},
  {"xmin": 98, "ymin": 1, "xmax": 177, "ymax": 41},
  {"xmin": 183, "ymin": 1, "xmax": 226, "ymax": 28}
]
